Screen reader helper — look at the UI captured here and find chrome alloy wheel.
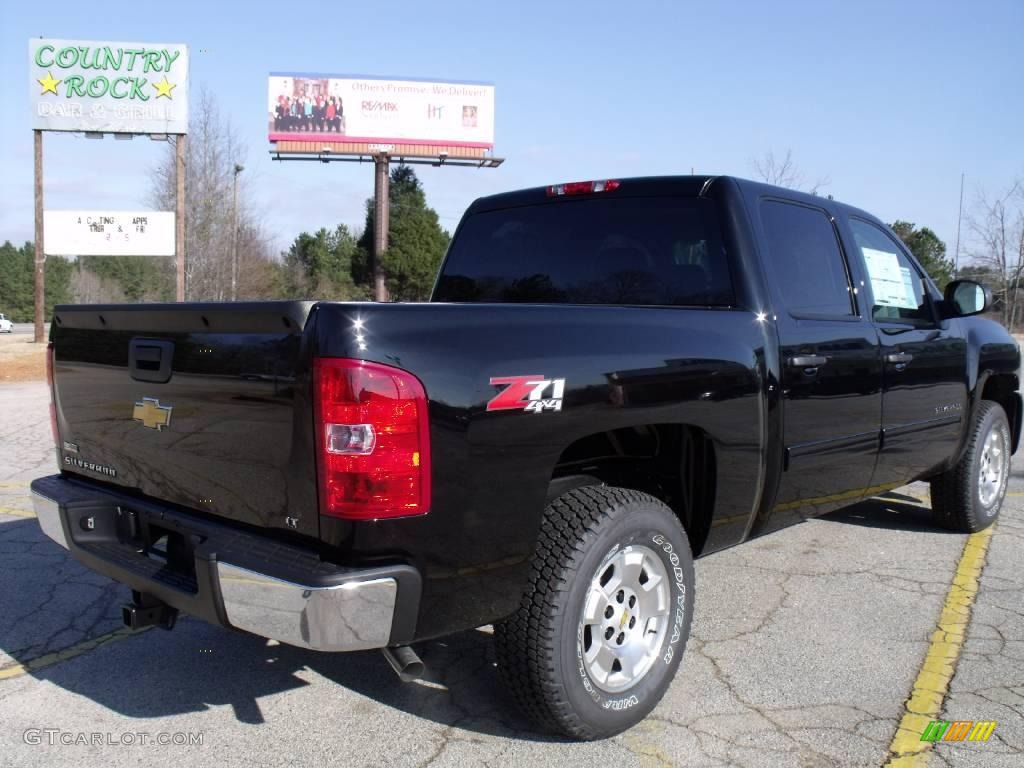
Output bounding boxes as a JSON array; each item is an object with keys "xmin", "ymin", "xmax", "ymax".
[
  {"xmin": 978, "ymin": 424, "xmax": 1008, "ymax": 511},
  {"xmin": 579, "ymin": 544, "xmax": 671, "ymax": 693}
]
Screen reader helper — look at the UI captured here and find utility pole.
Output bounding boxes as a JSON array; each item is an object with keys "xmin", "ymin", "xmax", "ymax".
[
  {"xmin": 33, "ymin": 130, "xmax": 45, "ymax": 343},
  {"xmin": 231, "ymin": 163, "xmax": 244, "ymax": 301},
  {"xmin": 175, "ymin": 135, "xmax": 187, "ymax": 301},
  {"xmin": 372, "ymin": 154, "xmax": 389, "ymax": 302},
  {"xmin": 954, "ymin": 172, "xmax": 965, "ymax": 275}
]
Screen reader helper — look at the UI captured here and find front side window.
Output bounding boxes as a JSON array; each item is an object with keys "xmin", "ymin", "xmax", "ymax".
[
  {"xmin": 759, "ymin": 200, "xmax": 855, "ymax": 317},
  {"xmin": 848, "ymin": 218, "xmax": 932, "ymax": 325}
]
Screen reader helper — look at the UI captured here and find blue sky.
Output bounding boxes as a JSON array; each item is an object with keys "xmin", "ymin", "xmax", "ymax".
[{"xmin": 3, "ymin": 0, "xmax": 1022, "ymax": 260}]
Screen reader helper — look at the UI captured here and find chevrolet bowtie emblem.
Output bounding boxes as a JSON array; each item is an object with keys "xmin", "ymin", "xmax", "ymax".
[{"xmin": 133, "ymin": 397, "xmax": 172, "ymax": 430}]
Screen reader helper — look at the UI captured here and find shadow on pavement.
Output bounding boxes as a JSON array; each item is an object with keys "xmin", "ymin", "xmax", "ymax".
[
  {"xmin": 29, "ymin": 620, "xmax": 556, "ymax": 740},
  {"xmin": 0, "ymin": 519, "xmax": 558, "ymax": 741},
  {"xmin": 823, "ymin": 495, "xmax": 954, "ymax": 532}
]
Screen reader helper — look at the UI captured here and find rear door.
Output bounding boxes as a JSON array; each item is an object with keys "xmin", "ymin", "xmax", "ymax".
[
  {"xmin": 841, "ymin": 217, "xmax": 968, "ymax": 486},
  {"xmin": 758, "ymin": 198, "xmax": 883, "ymax": 529},
  {"xmin": 51, "ymin": 302, "xmax": 319, "ymax": 538}
]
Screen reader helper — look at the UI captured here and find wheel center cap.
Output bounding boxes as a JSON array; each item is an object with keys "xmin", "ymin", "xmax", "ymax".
[{"xmin": 619, "ymin": 611, "xmax": 630, "ymax": 630}]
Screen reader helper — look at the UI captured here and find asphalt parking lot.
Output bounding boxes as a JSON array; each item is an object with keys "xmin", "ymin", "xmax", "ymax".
[{"xmin": 0, "ymin": 380, "xmax": 1021, "ymax": 767}]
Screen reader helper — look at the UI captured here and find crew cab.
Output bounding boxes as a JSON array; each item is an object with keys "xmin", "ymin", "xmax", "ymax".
[{"xmin": 32, "ymin": 176, "xmax": 1020, "ymax": 739}]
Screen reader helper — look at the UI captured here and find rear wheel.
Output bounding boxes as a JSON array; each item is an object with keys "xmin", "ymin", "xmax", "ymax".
[
  {"xmin": 931, "ymin": 400, "xmax": 1010, "ymax": 532},
  {"xmin": 495, "ymin": 486, "xmax": 694, "ymax": 740}
]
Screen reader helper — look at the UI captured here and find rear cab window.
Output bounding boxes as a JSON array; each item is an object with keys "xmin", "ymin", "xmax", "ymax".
[{"xmin": 433, "ymin": 196, "xmax": 735, "ymax": 306}]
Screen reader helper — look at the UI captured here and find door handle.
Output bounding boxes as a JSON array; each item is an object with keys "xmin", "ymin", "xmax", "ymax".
[
  {"xmin": 788, "ymin": 355, "xmax": 828, "ymax": 368},
  {"xmin": 885, "ymin": 352, "xmax": 913, "ymax": 364},
  {"xmin": 129, "ymin": 337, "xmax": 174, "ymax": 384}
]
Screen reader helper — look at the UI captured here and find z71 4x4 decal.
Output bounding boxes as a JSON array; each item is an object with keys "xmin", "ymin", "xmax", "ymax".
[{"xmin": 487, "ymin": 375, "xmax": 566, "ymax": 413}]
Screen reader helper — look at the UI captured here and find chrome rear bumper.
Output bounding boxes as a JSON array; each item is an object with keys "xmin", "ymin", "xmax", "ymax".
[
  {"xmin": 33, "ymin": 488, "xmax": 68, "ymax": 549},
  {"xmin": 216, "ymin": 563, "xmax": 397, "ymax": 651},
  {"xmin": 31, "ymin": 475, "xmax": 419, "ymax": 652}
]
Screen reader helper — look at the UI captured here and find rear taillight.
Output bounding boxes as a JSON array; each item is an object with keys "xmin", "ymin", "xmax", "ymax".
[
  {"xmin": 46, "ymin": 342, "xmax": 58, "ymax": 449},
  {"xmin": 313, "ymin": 358, "xmax": 431, "ymax": 520},
  {"xmin": 547, "ymin": 179, "xmax": 621, "ymax": 196}
]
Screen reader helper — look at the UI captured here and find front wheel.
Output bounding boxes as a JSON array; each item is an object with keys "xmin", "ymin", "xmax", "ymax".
[
  {"xmin": 495, "ymin": 486, "xmax": 694, "ymax": 740},
  {"xmin": 931, "ymin": 400, "xmax": 1011, "ymax": 532}
]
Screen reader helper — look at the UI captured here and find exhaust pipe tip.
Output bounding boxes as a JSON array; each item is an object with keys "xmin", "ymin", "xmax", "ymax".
[{"xmin": 382, "ymin": 645, "xmax": 424, "ymax": 682}]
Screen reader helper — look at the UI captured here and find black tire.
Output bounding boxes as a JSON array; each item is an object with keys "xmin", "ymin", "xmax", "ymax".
[
  {"xmin": 495, "ymin": 485, "xmax": 695, "ymax": 740},
  {"xmin": 931, "ymin": 400, "xmax": 1011, "ymax": 532}
]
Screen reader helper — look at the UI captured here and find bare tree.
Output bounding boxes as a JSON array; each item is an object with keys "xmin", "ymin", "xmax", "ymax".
[
  {"xmin": 967, "ymin": 180, "xmax": 1024, "ymax": 330},
  {"xmin": 150, "ymin": 86, "xmax": 277, "ymax": 300},
  {"xmin": 751, "ymin": 149, "xmax": 830, "ymax": 195},
  {"xmin": 69, "ymin": 263, "xmax": 111, "ymax": 303}
]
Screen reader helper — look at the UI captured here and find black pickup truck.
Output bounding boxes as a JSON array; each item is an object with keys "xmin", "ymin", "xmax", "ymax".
[{"xmin": 32, "ymin": 175, "xmax": 1020, "ymax": 739}]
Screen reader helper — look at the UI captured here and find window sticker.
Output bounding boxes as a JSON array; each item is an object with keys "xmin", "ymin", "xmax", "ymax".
[
  {"xmin": 899, "ymin": 266, "xmax": 917, "ymax": 307},
  {"xmin": 863, "ymin": 247, "xmax": 917, "ymax": 309}
]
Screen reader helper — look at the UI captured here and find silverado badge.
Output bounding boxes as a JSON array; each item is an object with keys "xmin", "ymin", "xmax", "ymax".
[{"xmin": 133, "ymin": 397, "xmax": 172, "ymax": 430}]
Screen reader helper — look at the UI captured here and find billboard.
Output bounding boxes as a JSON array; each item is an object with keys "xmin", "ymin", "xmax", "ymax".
[
  {"xmin": 30, "ymin": 39, "xmax": 189, "ymax": 134},
  {"xmin": 267, "ymin": 73, "xmax": 494, "ymax": 149},
  {"xmin": 43, "ymin": 211, "xmax": 175, "ymax": 256}
]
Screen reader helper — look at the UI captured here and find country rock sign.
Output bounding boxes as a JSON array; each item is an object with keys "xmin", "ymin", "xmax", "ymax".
[{"xmin": 34, "ymin": 44, "xmax": 180, "ymax": 101}]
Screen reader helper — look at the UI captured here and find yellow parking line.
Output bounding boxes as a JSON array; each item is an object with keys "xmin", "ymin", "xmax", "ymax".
[
  {"xmin": 0, "ymin": 481, "xmax": 30, "ymax": 488},
  {"xmin": 1006, "ymin": 491, "xmax": 1024, "ymax": 497},
  {"xmin": 884, "ymin": 525, "xmax": 995, "ymax": 766},
  {"xmin": 0, "ymin": 506, "xmax": 35, "ymax": 518},
  {"xmin": 0, "ymin": 626, "xmax": 150, "ymax": 681}
]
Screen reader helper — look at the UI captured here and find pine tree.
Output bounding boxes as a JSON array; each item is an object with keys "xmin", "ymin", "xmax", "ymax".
[
  {"xmin": 355, "ymin": 165, "xmax": 450, "ymax": 301},
  {"xmin": 890, "ymin": 221, "xmax": 955, "ymax": 290},
  {"xmin": 282, "ymin": 225, "xmax": 367, "ymax": 300},
  {"xmin": 0, "ymin": 241, "xmax": 72, "ymax": 321}
]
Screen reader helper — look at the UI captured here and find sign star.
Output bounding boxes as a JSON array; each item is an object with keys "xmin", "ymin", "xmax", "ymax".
[
  {"xmin": 152, "ymin": 76, "xmax": 176, "ymax": 99},
  {"xmin": 37, "ymin": 71, "xmax": 61, "ymax": 95}
]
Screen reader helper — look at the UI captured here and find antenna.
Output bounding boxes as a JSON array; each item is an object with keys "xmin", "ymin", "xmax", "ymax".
[{"xmin": 954, "ymin": 172, "xmax": 965, "ymax": 274}]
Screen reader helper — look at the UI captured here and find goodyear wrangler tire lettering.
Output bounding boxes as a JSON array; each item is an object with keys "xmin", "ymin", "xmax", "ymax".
[
  {"xmin": 652, "ymin": 532, "xmax": 689, "ymax": 664},
  {"xmin": 603, "ymin": 695, "xmax": 639, "ymax": 711},
  {"xmin": 495, "ymin": 486, "xmax": 696, "ymax": 740}
]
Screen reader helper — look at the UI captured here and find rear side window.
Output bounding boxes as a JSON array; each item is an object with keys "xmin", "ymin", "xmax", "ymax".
[
  {"xmin": 433, "ymin": 196, "xmax": 734, "ymax": 306},
  {"xmin": 760, "ymin": 200, "xmax": 855, "ymax": 317}
]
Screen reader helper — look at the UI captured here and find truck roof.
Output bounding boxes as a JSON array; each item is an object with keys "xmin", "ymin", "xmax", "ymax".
[
  {"xmin": 468, "ymin": 175, "xmax": 883, "ymax": 229},
  {"xmin": 469, "ymin": 175, "xmax": 718, "ymax": 213}
]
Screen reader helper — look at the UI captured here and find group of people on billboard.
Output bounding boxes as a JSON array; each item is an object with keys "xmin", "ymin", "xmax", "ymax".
[{"xmin": 273, "ymin": 90, "xmax": 344, "ymax": 134}]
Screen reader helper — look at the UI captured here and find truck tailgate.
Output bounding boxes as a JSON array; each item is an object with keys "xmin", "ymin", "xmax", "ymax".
[{"xmin": 49, "ymin": 302, "xmax": 320, "ymax": 539}]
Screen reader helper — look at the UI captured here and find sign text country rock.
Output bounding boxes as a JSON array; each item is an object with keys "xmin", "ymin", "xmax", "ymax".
[{"xmin": 30, "ymin": 39, "xmax": 188, "ymax": 134}]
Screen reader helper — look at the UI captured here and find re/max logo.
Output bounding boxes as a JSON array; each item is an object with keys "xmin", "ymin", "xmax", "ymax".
[
  {"xmin": 920, "ymin": 720, "xmax": 997, "ymax": 742},
  {"xmin": 361, "ymin": 100, "xmax": 397, "ymax": 112}
]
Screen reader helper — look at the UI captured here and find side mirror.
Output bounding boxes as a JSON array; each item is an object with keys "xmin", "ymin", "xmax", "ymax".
[{"xmin": 943, "ymin": 279, "xmax": 991, "ymax": 318}]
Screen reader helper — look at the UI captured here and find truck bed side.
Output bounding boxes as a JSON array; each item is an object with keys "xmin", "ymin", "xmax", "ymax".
[{"xmin": 308, "ymin": 301, "xmax": 769, "ymax": 639}]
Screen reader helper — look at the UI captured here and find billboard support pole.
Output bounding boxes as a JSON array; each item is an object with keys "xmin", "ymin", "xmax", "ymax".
[
  {"xmin": 231, "ymin": 164, "xmax": 243, "ymax": 301},
  {"xmin": 33, "ymin": 130, "xmax": 45, "ymax": 344},
  {"xmin": 175, "ymin": 135, "xmax": 186, "ymax": 301},
  {"xmin": 373, "ymin": 154, "xmax": 389, "ymax": 302}
]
